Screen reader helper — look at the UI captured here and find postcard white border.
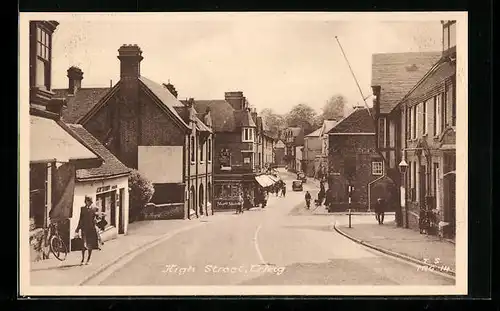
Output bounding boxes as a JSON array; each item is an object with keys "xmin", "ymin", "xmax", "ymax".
[{"xmin": 19, "ymin": 11, "xmax": 468, "ymax": 297}]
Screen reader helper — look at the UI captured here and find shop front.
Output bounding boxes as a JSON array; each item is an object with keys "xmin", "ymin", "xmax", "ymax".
[
  {"xmin": 29, "ymin": 113, "xmax": 102, "ymax": 262},
  {"xmin": 213, "ymin": 174, "xmax": 259, "ymax": 211}
]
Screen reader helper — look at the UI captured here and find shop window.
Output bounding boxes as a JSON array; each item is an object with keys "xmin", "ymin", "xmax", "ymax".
[{"xmin": 96, "ymin": 191, "xmax": 116, "ymax": 227}]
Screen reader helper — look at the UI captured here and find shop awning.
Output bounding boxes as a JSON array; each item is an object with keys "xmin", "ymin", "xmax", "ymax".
[
  {"xmin": 267, "ymin": 175, "xmax": 280, "ymax": 183},
  {"xmin": 262, "ymin": 175, "xmax": 277, "ymax": 186},
  {"xmin": 255, "ymin": 175, "xmax": 273, "ymax": 188},
  {"xmin": 30, "ymin": 115, "xmax": 100, "ymax": 164}
]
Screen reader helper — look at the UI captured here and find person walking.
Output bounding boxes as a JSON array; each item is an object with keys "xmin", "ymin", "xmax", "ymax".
[
  {"xmin": 236, "ymin": 192, "xmax": 243, "ymax": 214},
  {"xmin": 75, "ymin": 196, "xmax": 100, "ymax": 265},
  {"xmin": 281, "ymin": 183, "xmax": 286, "ymax": 197},
  {"xmin": 305, "ymin": 191, "xmax": 312, "ymax": 209},
  {"xmin": 374, "ymin": 198, "xmax": 386, "ymax": 225}
]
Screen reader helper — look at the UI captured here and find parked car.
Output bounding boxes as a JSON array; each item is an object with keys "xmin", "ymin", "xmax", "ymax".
[
  {"xmin": 292, "ymin": 180, "xmax": 303, "ymax": 191},
  {"xmin": 296, "ymin": 172, "xmax": 307, "ymax": 183}
]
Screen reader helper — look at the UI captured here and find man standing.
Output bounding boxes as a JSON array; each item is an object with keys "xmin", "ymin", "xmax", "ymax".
[{"xmin": 374, "ymin": 198, "xmax": 386, "ymax": 224}]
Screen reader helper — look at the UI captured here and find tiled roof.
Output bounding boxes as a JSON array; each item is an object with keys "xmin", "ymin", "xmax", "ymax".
[
  {"xmin": 67, "ymin": 124, "xmax": 131, "ymax": 180},
  {"xmin": 371, "ymin": 51, "xmax": 442, "ymax": 114},
  {"xmin": 305, "ymin": 128, "xmax": 322, "ymax": 137},
  {"xmin": 53, "ymin": 88, "xmax": 110, "ymax": 123},
  {"xmin": 139, "ymin": 76, "xmax": 189, "ymax": 129},
  {"xmin": 193, "ymin": 100, "xmax": 236, "ymax": 132},
  {"xmin": 405, "ymin": 59, "xmax": 456, "ymax": 102},
  {"xmin": 234, "ymin": 110, "xmax": 257, "ymax": 128},
  {"xmin": 327, "ymin": 107, "xmax": 375, "ymax": 134}
]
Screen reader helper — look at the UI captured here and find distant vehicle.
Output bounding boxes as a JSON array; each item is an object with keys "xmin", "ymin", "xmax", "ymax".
[
  {"xmin": 296, "ymin": 172, "xmax": 307, "ymax": 183},
  {"xmin": 292, "ymin": 180, "xmax": 303, "ymax": 191}
]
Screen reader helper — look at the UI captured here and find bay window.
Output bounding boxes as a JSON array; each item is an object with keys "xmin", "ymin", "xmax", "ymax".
[
  {"xmin": 242, "ymin": 127, "xmax": 254, "ymax": 142},
  {"xmin": 35, "ymin": 25, "xmax": 51, "ymax": 90}
]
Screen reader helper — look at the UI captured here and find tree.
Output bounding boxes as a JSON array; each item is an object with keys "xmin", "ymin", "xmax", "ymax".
[
  {"xmin": 285, "ymin": 103, "xmax": 318, "ymax": 134},
  {"xmin": 259, "ymin": 108, "xmax": 286, "ymax": 139},
  {"xmin": 322, "ymin": 94, "xmax": 346, "ymax": 121},
  {"xmin": 128, "ymin": 170, "xmax": 155, "ymax": 222}
]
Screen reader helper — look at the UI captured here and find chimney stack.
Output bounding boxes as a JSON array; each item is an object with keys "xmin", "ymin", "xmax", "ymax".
[
  {"xmin": 117, "ymin": 44, "xmax": 143, "ymax": 79},
  {"xmin": 224, "ymin": 91, "xmax": 245, "ymax": 111},
  {"xmin": 67, "ymin": 66, "xmax": 83, "ymax": 95}
]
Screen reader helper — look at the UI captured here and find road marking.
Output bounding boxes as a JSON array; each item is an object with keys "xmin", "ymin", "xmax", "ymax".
[{"xmin": 253, "ymin": 224, "xmax": 266, "ymax": 265}]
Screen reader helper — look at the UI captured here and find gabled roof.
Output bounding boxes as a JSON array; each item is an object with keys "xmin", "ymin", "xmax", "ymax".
[
  {"xmin": 53, "ymin": 87, "xmax": 111, "ymax": 123},
  {"xmin": 234, "ymin": 110, "xmax": 256, "ymax": 128},
  {"xmin": 403, "ymin": 58, "xmax": 456, "ymax": 103},
  {"xmin": 275, "ymin": 140, "xmax": 286, "ymax": 148},
  {"xmin": 326, "ymin": 107, "xmax": 375, "ymax": 134},
  {"xmin": 305, "ymin": 128, "xmax": 322, "ymax": 137},
  {"xmin": 139, "ymin": 77, "xmax": 189, "ymax": 129},
  {"xmin": 371, "ymin": 51, "xmax": 442, "ymax": 114},
  {"xmin": 192, "ymin": 100, "xmax": 235, "ymax": 132},
  {"xmin": 317, "ymin": 120, "xmax": 338, "ymax": 137},
  {"xmin": 192, "ymin": 100, "xmax": 256, "ymax": 132},
  {"xmin": 67, "ymin": 124, "xmax": 131, "ymax": 180}
]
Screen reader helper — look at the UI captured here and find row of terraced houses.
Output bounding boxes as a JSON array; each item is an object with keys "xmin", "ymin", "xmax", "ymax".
[
  {"xmin": 28, "ymin": 20, "xmax": 278, "ymax": 261},
  {"xmin": 281, "ymin": 20, "xmax": 457, "ymax": 239}
]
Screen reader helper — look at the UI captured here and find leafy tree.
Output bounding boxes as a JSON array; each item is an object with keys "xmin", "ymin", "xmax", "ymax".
[
  {"xmin": 128, "ymin": 169, "xmax": 155, "ymax": 222},
  {"xmin": 259, "ymin": 108, "xmax": 286, "ymax": 139},
  {"xmin": 322, "ymin": 94, "xmax": 346, "ymax": 121},
  {"xmin": 285, "ymin": 103, "xmax": 318, "ymax": 135}
]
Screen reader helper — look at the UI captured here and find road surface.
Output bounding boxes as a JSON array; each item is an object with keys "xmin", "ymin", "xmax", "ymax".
[{"xmin": 96, "ymin": 171, "xmax": 454, "ymax": 286}]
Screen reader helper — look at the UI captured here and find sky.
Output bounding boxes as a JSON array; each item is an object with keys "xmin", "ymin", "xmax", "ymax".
[{"xmin": 49, "ymin": 14, "xmax": 443, "ymax": 115}]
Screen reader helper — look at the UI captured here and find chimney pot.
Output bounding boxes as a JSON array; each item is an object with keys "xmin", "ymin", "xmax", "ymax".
[
  {"xmin": 67, "ymin": 66, "xmax": 83, "ymax": 95},
  {"xmin": 118, "ymin": 44, "xmax": 143, "ymax": 79}
]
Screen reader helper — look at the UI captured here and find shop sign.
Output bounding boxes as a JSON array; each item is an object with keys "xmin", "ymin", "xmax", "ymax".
[{"xmin": 97, "ymin": 185, "xmax": 117, "ymax": 194}]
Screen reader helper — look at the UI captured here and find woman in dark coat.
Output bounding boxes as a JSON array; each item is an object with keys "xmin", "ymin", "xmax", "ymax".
[{"xmin": 75, "ymin": 196, "xmax": 99, "ymax": 265}]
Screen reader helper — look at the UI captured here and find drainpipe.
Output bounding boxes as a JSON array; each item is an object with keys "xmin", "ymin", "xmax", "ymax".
[{"xmin": 367, "ymin": 174, "xmax": 387, "ymax": 212}]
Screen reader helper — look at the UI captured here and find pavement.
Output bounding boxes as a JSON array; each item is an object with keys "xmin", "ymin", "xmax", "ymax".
[
  {"xmin": 28, "ymin": 169, "xmax": 455, "ymax": 287},
  {"xmin": 334, "ymin": 215, "xmax": 456, "ymax": 276}
]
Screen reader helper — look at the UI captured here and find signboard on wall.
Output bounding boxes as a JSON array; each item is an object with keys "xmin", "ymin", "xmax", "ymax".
[{"xmin": 138, "ymin": 146, "xmax": 183, "ymax": 183}]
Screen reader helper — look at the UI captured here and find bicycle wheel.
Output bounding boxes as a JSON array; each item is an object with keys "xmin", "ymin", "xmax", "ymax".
[{"xmin": 50, "ymin": 235, "xmax": 68, "ymax": 261}]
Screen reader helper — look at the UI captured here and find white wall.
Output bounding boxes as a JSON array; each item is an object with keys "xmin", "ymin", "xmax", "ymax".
[
  {"xmin": 71, "ymin": 175, "xmax": 129, "ymax": 240},
  {"xmin": 138, "ymin": 146, "xmax": 183, "ymax": 183}
]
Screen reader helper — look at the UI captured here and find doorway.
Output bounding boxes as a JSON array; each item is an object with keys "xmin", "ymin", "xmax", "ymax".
[
  {"xmin": 118, "ymin": 188, "xmax": 125, "ymax": 234},
  {"xmin": 199, "ymin": 184, "xmax": 204, "ymax": 216}
]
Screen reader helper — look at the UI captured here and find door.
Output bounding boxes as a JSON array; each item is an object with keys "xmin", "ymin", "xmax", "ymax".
[
  {"xmin": 419, "ymin": 165, "xmax": 426, "ymax": 208},
  {"xmin": 118, "ymin": 188, "xmax": 125, "ymax": 234}
]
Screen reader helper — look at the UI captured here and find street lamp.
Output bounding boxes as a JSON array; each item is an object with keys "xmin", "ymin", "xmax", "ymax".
[{"xmin": 398, "ymin": 158, "xmax": 409, "ymax": 228}]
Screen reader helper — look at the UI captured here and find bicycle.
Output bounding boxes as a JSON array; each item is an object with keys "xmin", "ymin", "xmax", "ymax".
[{"xmin": 47, "ymin": 221, "xmax": 68, "ymax": 261}]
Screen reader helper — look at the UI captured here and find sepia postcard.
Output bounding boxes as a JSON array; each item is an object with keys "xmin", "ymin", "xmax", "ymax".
[{"xmin": 19, "ymin": 12, "xmax": 468, "ymax": 296}]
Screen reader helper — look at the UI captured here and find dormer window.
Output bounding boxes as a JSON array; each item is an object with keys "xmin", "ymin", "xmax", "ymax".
[{"xmin": 242, "ymin": 127, "xmax": 254, "ymax": 143}]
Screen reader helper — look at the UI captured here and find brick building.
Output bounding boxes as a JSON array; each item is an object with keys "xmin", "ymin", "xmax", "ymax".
[
  {"xmin": 386, "ymin": 21, "xmax": 456, "ymax": 237},
  {"xmin": 283, "ymin": 127, "xmax": 304, "ymax": 172},
  {"xmin": 274, "ymin": 139, "xmax": 286, "ymax": 167},
  {"xmin": 303, "ymin": 127, "xmax": 322, "ymax": 177},
  {"xmin": 28, "ymin": 21, "xmax": 103, "ymax": 261},
  {"xmin": 314, "ymin": 119, "xmax": 338, "ymax": 180},
  {"xmin": 193, "ymin": 92, "xmax": 275, "ymax": 210},
  {"xmin": 77, "ymin": 44, "xmax": 214, "ymax": 219},
  {"xmin": 325, "ymin": 107, "xmax": 382, "ymax": 212}
]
